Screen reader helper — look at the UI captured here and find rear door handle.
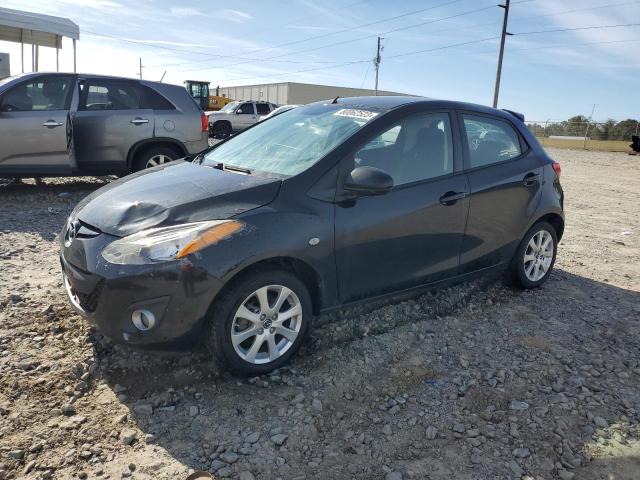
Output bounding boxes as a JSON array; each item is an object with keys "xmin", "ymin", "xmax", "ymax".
[
  {"xmin": 523, "ymin": 172, "xmax": 541, "ymax": 186},
  {"xmin": 130, "ymin": 118, "xmax": 149, "ymax": 125},
  {"xmin": 42, "ymin": 120, "xmax": 63, "ymax": 128},
  {"xmin": 439, "ymin": 191, "xmax": 467, "ymax": 206}
]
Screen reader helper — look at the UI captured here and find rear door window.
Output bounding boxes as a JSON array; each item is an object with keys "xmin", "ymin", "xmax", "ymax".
[
  {"xmin": 81, "ymin": 80, "xmax": 144, "ymax": 111},
  {"xmin": 463, "ymin": 115, "xmax": 522, "ymax": 168},
  {"xmin": 256, "ymin": 103, "xmax": 271, "ymax": 115}
]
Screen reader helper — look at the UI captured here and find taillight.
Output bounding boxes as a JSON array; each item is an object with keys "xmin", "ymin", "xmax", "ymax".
[
  {"xmin": 551, "ymin": 160, "xmax": 561, "ymax": 179},
  {"xmin": 201, "ymin": 112, "xmax": 208, "ymax": 132}
]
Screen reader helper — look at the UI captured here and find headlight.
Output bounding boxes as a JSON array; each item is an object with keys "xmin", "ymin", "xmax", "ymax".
[{"xmin": 101, "ymin": 220, "xmax": 243, "ymax": 265}]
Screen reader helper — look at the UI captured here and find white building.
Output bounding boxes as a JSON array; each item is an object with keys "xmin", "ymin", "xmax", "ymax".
[{"xmin": 214, "ymin": 82, "xmax": 410, "ymax": 105}]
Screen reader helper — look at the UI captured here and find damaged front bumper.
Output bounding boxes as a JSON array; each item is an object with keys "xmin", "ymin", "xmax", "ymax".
[{"xmin": 60, "ymin": 228, "xmax": 224, "ymax": 348}]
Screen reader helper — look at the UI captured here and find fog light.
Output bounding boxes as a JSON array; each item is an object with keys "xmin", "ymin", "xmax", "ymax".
[{"xmin": 131, "ymin": 309, "xmax": 156, "ymax": 331}]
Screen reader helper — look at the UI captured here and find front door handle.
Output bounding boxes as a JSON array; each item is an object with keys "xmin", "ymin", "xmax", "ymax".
[
  {"xmin": 42, "ymin": 120, "xmax": 64, "ymax": 128},
  {"xmin": 523, "ymin": 172, "xmax": 541, "ymax": 186},
  {"xmin": 130, "ymin": 118, "xmax": 149, "ymax": 125},
  {"xmin": 439, "ymin": 191, "xmax": 467, "ymax": 206}
]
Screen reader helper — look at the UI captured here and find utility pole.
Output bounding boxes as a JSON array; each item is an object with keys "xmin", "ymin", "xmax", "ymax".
[
  {"xmin": 374, "ymin": 36, "xmax": 383, "ymax": 96},
  {"xmin": 583, "ymin": 104, "xmax": 596, "ymax": 150},
  {"xmin": 139, "ymin": 57, "xmax": 143, "ymax": 80},
  {"xmin": 493, "ymin": 0, "xmax": 512, "ymax": 108}
]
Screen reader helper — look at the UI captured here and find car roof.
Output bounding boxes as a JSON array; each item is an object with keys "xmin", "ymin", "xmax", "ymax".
[
  {"xmin": 329, "ymin": 96, "xmax": 523, "ymax": 122},
  {"xmin": 7, "ymin": 71, "xmax": 172, "ymax": 89}
]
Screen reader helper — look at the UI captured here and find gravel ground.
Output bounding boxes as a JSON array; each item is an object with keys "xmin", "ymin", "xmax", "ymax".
[{"xmin": 0, "ymin": 148, "xmax": 638, "ymax": 480}]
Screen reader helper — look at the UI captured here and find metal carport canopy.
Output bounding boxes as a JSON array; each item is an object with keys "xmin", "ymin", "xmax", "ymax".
[{"xmin": 0, "ymin": 7, "xmax": 79, "ymax": 71}]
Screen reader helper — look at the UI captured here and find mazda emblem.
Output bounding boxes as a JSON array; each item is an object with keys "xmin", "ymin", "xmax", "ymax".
[{"xmin": 64, "ymin": 218, "xmax": 80, "ymax": 247}]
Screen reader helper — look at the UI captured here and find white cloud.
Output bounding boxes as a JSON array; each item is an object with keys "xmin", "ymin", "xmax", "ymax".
[
  {"xmin": 525, "ymin": 0, "xmax": 640, "ymax": 65},
  {"xmin": 51, "ymin": 0, "xmax": 121, "ymax": 9},
  {"xmin": 169, "ymin": 7, "xmax": 203, "ymax": 18},
  {"xmin": 222, "ymin": 9, "xmax": 253, "ymax": 23}
]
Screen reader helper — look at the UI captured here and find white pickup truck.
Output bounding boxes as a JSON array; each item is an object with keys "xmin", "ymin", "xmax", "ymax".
[{"xmin": 207, "ymin": 101, "xmax": 277, "ymax": 138}]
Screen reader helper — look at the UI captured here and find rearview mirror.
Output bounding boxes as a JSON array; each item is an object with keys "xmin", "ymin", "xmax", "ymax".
[{"xmin": 343, "ymin": 166, "xmax": 393, "ymax": 196}]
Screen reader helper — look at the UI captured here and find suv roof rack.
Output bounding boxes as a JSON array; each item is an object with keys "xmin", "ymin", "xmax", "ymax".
[{"xmin": 502, "ymin": 109, "xmax": 525, "ymax": 122}]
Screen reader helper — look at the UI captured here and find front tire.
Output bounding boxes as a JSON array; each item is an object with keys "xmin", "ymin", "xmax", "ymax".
[
  {"xmin": 208, "ymin": 270, "xmax": 312, "ymax": 376},
  {"xmin": 510, "ymin": 221, "xmax": 558, "ymax": 288}
]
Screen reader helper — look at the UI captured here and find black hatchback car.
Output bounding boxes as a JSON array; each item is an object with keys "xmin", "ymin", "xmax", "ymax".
[{"xmin": 60, "ymin": 96, "xmax": 564, "ymax": 375}]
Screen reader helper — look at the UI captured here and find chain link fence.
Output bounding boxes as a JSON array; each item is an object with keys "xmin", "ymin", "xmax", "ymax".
[{"xmin": 526, "ymin": 120, "xmax": 640, "ymax": 152}]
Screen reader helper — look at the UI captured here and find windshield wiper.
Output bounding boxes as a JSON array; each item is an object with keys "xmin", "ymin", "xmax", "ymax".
[
  {"xmin": 209, "ymin": 161, "xmax": 251, "ymax": 174},
  {"xmin": 223, "ymin": 164, "xmax": 252, "ymax": 174}
]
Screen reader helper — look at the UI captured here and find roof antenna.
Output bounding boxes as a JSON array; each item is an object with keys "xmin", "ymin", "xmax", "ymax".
[{"xmin": 331, "ymin": 96, "xmax": 339, "ymax": 104}]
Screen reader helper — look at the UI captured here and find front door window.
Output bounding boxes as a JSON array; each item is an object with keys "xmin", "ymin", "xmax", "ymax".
[{"xmin": 0, "ymin": 77, "xmax": 73, "ymax": 112}]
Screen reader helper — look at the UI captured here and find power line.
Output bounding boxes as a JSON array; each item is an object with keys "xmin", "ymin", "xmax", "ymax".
[
  {"xmin": 141, "ymin": 0, "xmax": 470, "ymax": 70},
  {"xmin": 224, "ymin": 0, "xmax": 468, "ymax": 57},
  {"xmin": 214, "ymin": 35, "xmax": 501, "ymax": 84},
  {"xmin": 172, "ymin": 2, "xmax": 502, "ymax": 74},
  {"xmin": 252, "ymin": 0, "xmax": 373, "ymax": 36},
  {"xmin": 82, "ymin": 30, "xmax": 341, "ymax": 65},
  {"xmin": 80, "ymin": 0, "xmax": 640, "ymax": 80},
  {"xmin": 209, "ymin": 28, "xmax": 640, "ymax": 86},
  {"xmin": 515, "ymin": 22, "xmax": 640, "ymax": 36}
]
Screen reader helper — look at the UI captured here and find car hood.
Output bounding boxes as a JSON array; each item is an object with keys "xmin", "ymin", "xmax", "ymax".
[
  {"xmin": 74, "ymin": 161, "xmax": 281, "ymax": 237},
  {"xmin": 207, "ymin": 111, "xmax": 230, "ymax": 119}
]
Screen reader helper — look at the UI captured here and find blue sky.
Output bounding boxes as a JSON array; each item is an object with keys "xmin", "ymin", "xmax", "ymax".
[{"xmin": 1, "ymin": 0, "xmax": 639, "ymax": 121}]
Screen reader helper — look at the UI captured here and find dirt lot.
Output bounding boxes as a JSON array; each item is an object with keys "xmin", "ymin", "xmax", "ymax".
[{"xmin": 0, "ymin": 148, "xmax": 638, "ymax": 480}]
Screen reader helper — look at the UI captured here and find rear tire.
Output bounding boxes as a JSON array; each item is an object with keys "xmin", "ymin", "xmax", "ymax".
[
  {"xmin": 207, "ymin": 270, "xmax": 312, "ymax": 376},
  {"xmin": 133, "ymin": 146, "xmax": 180, "ymax": 172},
  {"xmin": 510, "ymin": 221, "xmax": 558, "ymax": 289},
  {"xmin": 212, "ymin": 121, "xmax": 232, "ymax": 139}
]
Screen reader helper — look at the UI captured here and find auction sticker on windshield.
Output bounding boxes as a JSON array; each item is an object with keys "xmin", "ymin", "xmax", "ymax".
[{"xmin": 333, "ymin": 109, "xmax": 379, "ymax": 121}]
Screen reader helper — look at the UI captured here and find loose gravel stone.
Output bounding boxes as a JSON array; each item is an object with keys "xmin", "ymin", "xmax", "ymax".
[{"xmin": 0, "ymin": 152, "xmax": 638, "ymax": 479}]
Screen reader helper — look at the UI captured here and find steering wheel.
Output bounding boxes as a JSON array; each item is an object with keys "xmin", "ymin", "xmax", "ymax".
[{"xmin": 1, "ymin": 103, "xmax": 19, "ymax": 112}]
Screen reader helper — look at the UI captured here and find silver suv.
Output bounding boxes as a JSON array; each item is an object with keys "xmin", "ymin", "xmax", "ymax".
[
  {"xmin": 207, "ymin": 100, "xmax": 276, "ymax": 138},
  {"xmin": 0, "ymin": 73, "xmax": 209, "ymax": 177}
]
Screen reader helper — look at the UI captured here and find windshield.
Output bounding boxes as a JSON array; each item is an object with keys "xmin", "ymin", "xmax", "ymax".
[
  {"xmin": 201, "ymin": 103, "xmax": 379, "ymax": 176},
  {"xmin": 0, "ymin": 74, "xmax": 26, "ymax": 90},
  {"xmin": 220, "ymin": 101, "xmax": 239, "ymax": 113}
]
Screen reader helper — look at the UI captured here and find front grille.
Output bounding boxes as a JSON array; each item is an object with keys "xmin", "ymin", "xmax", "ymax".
[
  {"xmin": 71, "ymin": 279, "xmax": 105, "ymax": 313},
  {"xmin": 63, "ymin": 268, "xmax": 105, "ymax": 314}
]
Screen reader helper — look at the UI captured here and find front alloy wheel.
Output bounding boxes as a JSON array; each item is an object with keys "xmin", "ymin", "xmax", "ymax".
[
  {"xmin": 208, "ymin": 270, "xmax": 311, "ymax": 375},
  {"xmin": 231, "ymin": 285, "xmax": 303, "ymax": 364}
]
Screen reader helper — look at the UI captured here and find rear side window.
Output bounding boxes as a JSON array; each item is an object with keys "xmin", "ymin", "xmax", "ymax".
[
  {"xmin": 256, "ymin": 103, "xmax": 270, "ymax": 115},
  {"xmin": 82, "ymin": 81, "xmax": 143, "ymax": 111},
  {"xmin": 463, "ymin": 115, "xmax": 522, "ymax": 168},
  {"xmin": 142, "ymin": 87, "xmax": 175, "ymax": 110}
]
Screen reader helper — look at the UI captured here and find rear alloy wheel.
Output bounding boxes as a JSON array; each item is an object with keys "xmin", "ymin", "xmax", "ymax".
[
  {"xmin": 511, "ymin": 221, "xmax": 557, "ymax": 288},
  {"xmin": 133, "ymin": 146, "xmax": 179, "ymax": 172},
  {"xmin": 208, "ymin": 271, "xmax": 311, "ymax": 376}
]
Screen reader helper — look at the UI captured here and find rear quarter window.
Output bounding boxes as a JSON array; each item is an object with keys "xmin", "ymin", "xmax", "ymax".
[{"xmin": 142, "ymin": 87, "xmax": 175, "ymax": 110}]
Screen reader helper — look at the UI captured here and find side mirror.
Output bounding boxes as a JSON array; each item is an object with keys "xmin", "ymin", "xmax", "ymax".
[
  {"xmin": 236, "ymin": 109, "xmax": 243, "ymax": 114},
  {"xmin": 343, "ymin": 166, "xmax": 393, "ymax": 196}
]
